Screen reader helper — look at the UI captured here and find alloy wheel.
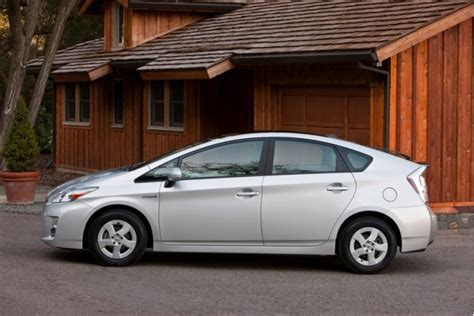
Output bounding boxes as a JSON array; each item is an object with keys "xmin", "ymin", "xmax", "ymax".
[
  {"xmin": 349, "ymin": 227, "xmax": 388, "ymax": 266},
  {"xmin": 97, "ymin": 220, "xmax": 137, "ymax": 259}
]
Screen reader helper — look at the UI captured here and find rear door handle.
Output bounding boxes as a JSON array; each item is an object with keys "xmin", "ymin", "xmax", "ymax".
[
  {"xmin": 235, "ymin": 190, "xmax": 260, "ymax": 198},
  {"xmin": 326, "ymin": 183, "xmax": 349, "ymax": 192}
]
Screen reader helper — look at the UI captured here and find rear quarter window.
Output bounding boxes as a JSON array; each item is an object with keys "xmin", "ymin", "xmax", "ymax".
[{"xmin": 336, "ymin": 146, "xmax": 373, "ymax": 172}]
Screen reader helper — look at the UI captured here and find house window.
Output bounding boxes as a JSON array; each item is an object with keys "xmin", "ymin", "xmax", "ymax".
[
  {"xmin": 149, "ymin": 80, "xmax": 184, "ymax": 130},
  {"xmin": 64, "ymin": 83, "xmax": 90, "ymax": 124},
  {"xmin": 113, "ymin": 79, "xmax": 123, "ymax": 126},
  {"xmin": 113, "ymin": 2, "xmax": 125, "ymax": 48}
]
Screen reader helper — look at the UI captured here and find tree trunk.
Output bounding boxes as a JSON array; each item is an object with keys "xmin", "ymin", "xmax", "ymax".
[
  {"xmin": 0, "ymin": 0, "xmax": 41, "ymax": 166},
  {"xmin": 28, "ymin": 0, "xmax": 79, "ymax": 125}
]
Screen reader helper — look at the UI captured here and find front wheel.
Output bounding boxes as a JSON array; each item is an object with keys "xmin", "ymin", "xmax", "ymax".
[
  {"xmin": 338, "ymin": 217, "xmax": 397, "ymax": 274},
  {"xmin": 88, "ymin": 210, "xmax": 148, "ymax": 266}
]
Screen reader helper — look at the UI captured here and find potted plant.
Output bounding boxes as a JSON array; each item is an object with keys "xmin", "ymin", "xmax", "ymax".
[{"xmin": 0, "ymin": 98, "xmax": 41, "ymax": 204}]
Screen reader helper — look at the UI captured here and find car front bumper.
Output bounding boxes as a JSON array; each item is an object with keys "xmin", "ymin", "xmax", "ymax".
[{"xmin": 42, "ymin": 201, "xmax": 92, "ymax": 249}]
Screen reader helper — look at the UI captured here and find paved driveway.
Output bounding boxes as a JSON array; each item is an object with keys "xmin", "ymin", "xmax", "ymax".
[{"xmin": 0, "ymin": 211, "xmax": 473, "ymax": 315}]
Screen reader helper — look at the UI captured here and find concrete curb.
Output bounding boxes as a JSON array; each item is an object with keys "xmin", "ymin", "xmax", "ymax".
[
  {"xmin": 0, "ymin": 193, "xmax": 47, "ymax": 204},
  {"xmin": 437, "ymin": 213, "xmax": 474, "ymax": 230}
]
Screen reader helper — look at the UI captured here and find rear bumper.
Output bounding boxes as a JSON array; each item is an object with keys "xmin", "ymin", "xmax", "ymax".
[
  {"xmin": 388, "ymin": 204, "xmax": 436, "ymax": 253},
  {"xmin": 428, "ymin": 206, "xmax": 437, "ymax": 244}
]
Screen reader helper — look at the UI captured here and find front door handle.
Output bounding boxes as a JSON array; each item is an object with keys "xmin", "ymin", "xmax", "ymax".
[
  {"xmin": 235, "ymin": 190, "xmax": 260, "ymax": 198},
  {"xmin": 326, "ymin": 183, "xmax": 349, "ymax": 192}
]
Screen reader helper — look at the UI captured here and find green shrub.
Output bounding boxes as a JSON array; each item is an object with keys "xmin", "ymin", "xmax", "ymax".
[
  {"xmin": 2, "ymin": 98, "xmax": 40, "ymax": 172},
  {"xmin": 35, "ymin": 105, "xmax": 53, "ymax": 153}
]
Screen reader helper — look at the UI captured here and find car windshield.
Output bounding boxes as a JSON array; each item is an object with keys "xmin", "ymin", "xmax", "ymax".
[{"xmin": 119, "ymin": 139, "xmax": 212, "ymax": 171}]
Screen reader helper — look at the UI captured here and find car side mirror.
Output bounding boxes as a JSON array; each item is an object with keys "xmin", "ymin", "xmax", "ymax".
[{"xmin": 165, "ymin": 167, "xmax": 182, "ymax": 188}]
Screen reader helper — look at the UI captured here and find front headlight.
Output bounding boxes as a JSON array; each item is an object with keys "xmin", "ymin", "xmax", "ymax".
[{"xmin": 50, "ymin": 187, "xmax": 99, "ymax": 204}]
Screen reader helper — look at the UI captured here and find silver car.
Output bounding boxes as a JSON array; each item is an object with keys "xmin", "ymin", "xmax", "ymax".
[{"xmin": 42, "ymin": 132, "xmax": 436, "ymax": 273}]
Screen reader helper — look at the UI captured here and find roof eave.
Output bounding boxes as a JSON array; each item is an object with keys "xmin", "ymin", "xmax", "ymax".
[
  {"xmin": 376, "ymin": 3, "xmax": 474, "ymax": 61},
  {"xmin": 128, "ymin": 0, "xmax": 243, "ymax": 13},
  {"xmin": 231, "ymin": 51, "xmax": 378, "ymax": 66}
]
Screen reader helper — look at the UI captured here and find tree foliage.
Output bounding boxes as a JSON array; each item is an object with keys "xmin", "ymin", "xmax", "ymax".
[
  {"xmin": 0, "ymin": 0, "xmax": 102, "ymax": 154},
  {"xmin": 2, "ymin": 98, "xmax": 40, "ymax": 172}
]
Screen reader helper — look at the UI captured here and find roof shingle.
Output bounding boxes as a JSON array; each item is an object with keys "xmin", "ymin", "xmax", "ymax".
[{"xmin": 28, "ymin": 1, "xmax": 472, "ymax": 73}]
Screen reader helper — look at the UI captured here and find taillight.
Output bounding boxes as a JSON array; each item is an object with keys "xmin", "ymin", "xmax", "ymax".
[{"xmin": 407, "ymin": 166, "xmax": 429, "ymax": 203}]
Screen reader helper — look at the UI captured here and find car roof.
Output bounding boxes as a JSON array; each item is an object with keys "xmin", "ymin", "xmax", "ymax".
[{"xmin": 211, "ymin": 132, "xmax": 364, "ymax": 150}]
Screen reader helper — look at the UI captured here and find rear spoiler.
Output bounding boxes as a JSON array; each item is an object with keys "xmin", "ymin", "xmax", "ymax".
[{"xmin": 371, "ymin": 147, "xmax": 411, "ymax": 161}]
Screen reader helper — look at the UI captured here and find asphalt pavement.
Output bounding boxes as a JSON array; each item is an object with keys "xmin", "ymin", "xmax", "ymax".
[{"xmin": 0, "ymin": 211, "xmax": 473, "ymax": 315}]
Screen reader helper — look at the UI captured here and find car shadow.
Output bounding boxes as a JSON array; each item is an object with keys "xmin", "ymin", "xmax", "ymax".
[
  {"xmin": 46, "ymin": 248, "xmax": 346, "ymax": 272},
  {"xmin": 140, "ymin": 251, "xmax": 348, "ymax": 272},
  {"xmin": 45, "ymin": 249, "xmax": 441, "ymax": 274},
  {"xmin": 46, "ymin": 248, "xmax": 96, "ymax": 265}
]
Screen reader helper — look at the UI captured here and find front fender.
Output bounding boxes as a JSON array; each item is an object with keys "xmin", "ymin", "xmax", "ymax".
[{"xmin": 81, "ymin": 196, "xmax": 160, "ymax": 244}]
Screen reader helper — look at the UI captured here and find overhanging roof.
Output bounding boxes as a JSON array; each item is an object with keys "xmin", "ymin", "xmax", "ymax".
[
  {"xmin": 79, "ymin": 0, "xmax": 246, "ymax": 15},
  {"xmin": 138, "ymin": 51, "xmax": 234, "ymax": 79},
  {"xmin": 51, "ymin": 59, "xmax": 112, "ymax": 82},
  {"xmin": 31, "ymin": 1, "xmax": 474, "ymax": 80},
  {"xmin": 128, "ymin": 0, "xmax": 245, "ymax": 12}
]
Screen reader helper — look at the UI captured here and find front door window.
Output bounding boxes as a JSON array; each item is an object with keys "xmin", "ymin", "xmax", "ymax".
[{"xmin": 181, "ymin": 141, "xmax": 264, "ymax": 179}]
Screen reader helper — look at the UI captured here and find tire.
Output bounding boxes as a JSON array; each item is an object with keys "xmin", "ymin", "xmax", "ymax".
[
  {"xmin": 338, "ymin": 217, "xmax": 397, "ymax": 274},
  {"xmin": 87, "ymin": 210, "xmax": 148, "ymax": 266}
]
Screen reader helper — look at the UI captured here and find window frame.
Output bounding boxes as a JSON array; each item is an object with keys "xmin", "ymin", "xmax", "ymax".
[
  {"xmin": 177, "ymin": 139, "xmax": 269, "ymax": 181},
  {"xmin": 336, "ymin": 145, "xmax": 373, "ymax": 172},
  {"xmin": 148, "ymin": 80, "xmax": 185, "ymax": 132},
  {"xmin": 136, "ymin": 138, "xmax": 270, "ymax": 182},
  {"xmin": 264, "ymin": 138, "xmax": 349, "ymax": 176},
  {"xmin": 112, "ymin": 79, "xmax": 124, "ymax": 128},
  {"xmin": 63, "ymin": 83, "xmax": 91, "ymax": 126},
  {"xmin": 112, "ymin": 2, "xmax": 125, "ymax": 49}
]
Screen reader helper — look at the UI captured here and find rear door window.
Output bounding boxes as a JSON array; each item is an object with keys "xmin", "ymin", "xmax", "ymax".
[{"xmin": 271, "ymin": 140, "xmax": 346, "ymax": 175}]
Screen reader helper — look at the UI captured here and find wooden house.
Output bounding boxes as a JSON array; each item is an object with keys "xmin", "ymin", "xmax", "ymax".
[{"xmin": 27, "ymin": 0, "xmax": 474, "ymax": 213}]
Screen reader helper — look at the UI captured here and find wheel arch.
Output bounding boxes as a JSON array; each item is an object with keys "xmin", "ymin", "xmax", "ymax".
[
  {"xmin": 335, "ymin": 211, "xmax": 402, "ymax": 254},
  {"xmin": 82, "ymin": 204, "xmax": 154, "ymax": 249}
]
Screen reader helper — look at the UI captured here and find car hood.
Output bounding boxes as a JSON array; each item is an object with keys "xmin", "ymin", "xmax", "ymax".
[{"xmin": 47, "ymin": 168, "xmax": 126, "ymax": 200}]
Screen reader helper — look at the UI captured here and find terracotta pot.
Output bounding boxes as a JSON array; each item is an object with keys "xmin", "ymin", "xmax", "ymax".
[{"xmin": 0, "ymin": 171, "xmax": 40, "ymax": 204}]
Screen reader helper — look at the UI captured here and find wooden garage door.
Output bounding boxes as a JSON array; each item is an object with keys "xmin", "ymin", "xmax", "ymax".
[{"xmin": 280, "ymin": 87, "xmax": 371, "ymax": 145}]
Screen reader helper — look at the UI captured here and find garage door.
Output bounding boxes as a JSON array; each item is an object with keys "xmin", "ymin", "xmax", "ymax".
[{"xmin": 280, "ymin": 87, "xmax": 371, "ymax": 145}]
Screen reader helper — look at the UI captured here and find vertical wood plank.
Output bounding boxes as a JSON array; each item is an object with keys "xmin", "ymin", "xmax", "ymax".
[
  {"xmin": 457, "ymin": 19, "xmax": 472, "ymax": 202},
  {"xmin": 442, "ymin": 26, "xmax": 459, "ymax": 202},
  {"xmin": 427, "ymin": 33, "xmax": 444, "ymax": 203},
  {"xmin": 471, "ymin": 19, "xmax": 474, "ymax": 201},
  {"xmin": 254, "ymin": 67, "xmax": 266, "ymax": 130},
  {"xmin": 94, "ymin": 80, "xmax": 100, "ymax": 170},
  {"xmin": 398, "ymin": 47, "xmax": 414, "ymax": 157},
  {"xmin": 414, "ymin": 40, "xmax": 429, "ymax": 162},
  {"xmin": 370, "ymin": 81, "xmax": 385, "ymax": 148},
  {"xmin": 389, "ymin": 56, "xmax": 398, "ymax": 151},
  {"xmin": 124, "ymin": 7, "xmax": 133, "ymax": 48}
]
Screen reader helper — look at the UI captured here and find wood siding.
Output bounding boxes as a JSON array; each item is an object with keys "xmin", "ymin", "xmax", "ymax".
[
  {"xmin": 55, "ymin": 70, "xmax": 255, "ymax": 169},
  {"xmin": 104, "ymin": 2, "xmax": 205, "ymax": 50},
  {"xmin": 142, "ymin": 70, "xmax": 254, "ymax": 160},
  {"xmin": 55, "ymin": 76, "xmax": 142, "ymax": 171},
  {"xmin": 199, "ymin": 70, "xmax": 254, "ymax": 138},
  {"xmin": 142, "ymin": 81, "xmax": 202, "ymax": 160},
  {"xmin": 253, "ymin": 64, "xmax": 384, "ymax": 147},
  {"xmin": 389, "ymin": 19, "xmax": 473, "ymax": 205},
  {"xmin": 279, "ymin": 87, "xmax": 371, "ymax": 145}
]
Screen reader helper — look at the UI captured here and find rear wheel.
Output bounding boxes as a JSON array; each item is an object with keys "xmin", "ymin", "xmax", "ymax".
[
  {"xmin": 338, "ymin": 217, "xmax": 397, "ymax": 274},
  {"xmin": 88, "ymin": 210, "xmax": 147, "ymax": 266}
]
